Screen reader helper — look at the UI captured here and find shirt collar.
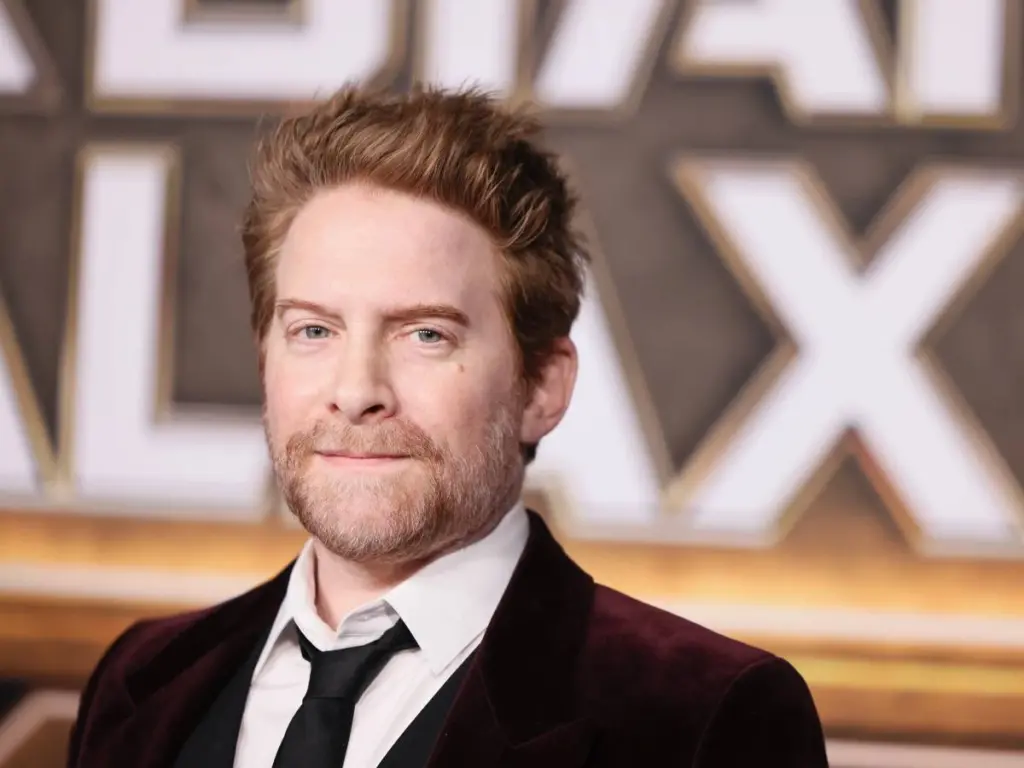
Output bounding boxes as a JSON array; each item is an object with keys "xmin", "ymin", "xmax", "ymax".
[{"xmin": 253, "ymin": 502, "xmax": 529, "ymax": 679}]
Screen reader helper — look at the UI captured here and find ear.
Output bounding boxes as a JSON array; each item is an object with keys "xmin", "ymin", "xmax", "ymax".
[{"xmin": 519, "ymin": 337, "xmax": 578, "ymax": 445}]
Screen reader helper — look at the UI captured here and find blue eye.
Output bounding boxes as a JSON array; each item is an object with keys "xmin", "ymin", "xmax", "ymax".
[
  {"xmin": 415, "ymin": 328, "xmax": 444, "ymax": 344},
  {"xmin": 302, "ymin": 325, "xmax": 330, "ymax": 340}
]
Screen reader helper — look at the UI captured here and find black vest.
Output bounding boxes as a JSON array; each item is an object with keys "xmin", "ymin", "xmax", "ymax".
[{"xmin": 173, "ymin": 623, "xmax": 473, "ymax": 768}]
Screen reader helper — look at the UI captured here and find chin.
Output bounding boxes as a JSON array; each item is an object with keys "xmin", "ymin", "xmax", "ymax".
[
  {"xmin": 318, "ymin": 475, "xmax": 415, "ymax": 516},
  {"xmin": 292, "ymin": 476, "xmax": 435, "ymax": 555},
  {"xmin": 333, "ymin": 488, "xmax": 411, "ymax": 527}
]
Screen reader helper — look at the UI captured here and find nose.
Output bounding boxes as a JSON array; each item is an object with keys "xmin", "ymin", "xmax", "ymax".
[{"xmin": 328, "ymin": 334, "xmax": 397, "ymax": 425}]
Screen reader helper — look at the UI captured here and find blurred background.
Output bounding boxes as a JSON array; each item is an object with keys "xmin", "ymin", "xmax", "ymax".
[{"xmin": 3, "ymin": 0, "xmax": 1024, "ymax": 765}]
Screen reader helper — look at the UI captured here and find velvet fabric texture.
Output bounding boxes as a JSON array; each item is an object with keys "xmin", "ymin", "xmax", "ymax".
[{"xmin": 67, "ymin": 512, "xmax": 829, "ymax": 767}]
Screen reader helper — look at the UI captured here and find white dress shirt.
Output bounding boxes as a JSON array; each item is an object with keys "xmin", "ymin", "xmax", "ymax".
[{"xmin": 233, "ymin": 503, "xmax": 529, "ymax": 768}]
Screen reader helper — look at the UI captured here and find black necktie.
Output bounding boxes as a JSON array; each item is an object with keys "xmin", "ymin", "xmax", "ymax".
[{"xmin": 272, "ymin": 620, "xmax": 418, "ymax": 768}]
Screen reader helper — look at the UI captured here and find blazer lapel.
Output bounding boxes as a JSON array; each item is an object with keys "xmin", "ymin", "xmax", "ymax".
[
  {"xmin": 102, "ymin": 563, "xmax": 292, "ymax": 768},
  {"xmin": 427, "ymin": 511, "xmax": 599, "ymax": 768},
  {"xmin": 170, "ymin": 620, "xmax": 272, "ymax": 768}
]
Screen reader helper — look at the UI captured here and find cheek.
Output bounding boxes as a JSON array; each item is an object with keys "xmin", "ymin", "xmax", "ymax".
[
  {"xmin": 262, "ymin": 347, "xmax": 326, "ymax": 428},
  {"xmin": 394, "ymin": 366, "xmax": 515, "ymax": 445}
]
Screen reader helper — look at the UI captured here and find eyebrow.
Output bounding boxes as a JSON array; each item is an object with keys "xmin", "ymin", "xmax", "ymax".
[{"xmin": 275, "ymin": 299, "xmax": 470, "ymax": 328}]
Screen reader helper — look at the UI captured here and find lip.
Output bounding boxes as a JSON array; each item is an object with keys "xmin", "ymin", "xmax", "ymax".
[{"xmin": 314, "ymin": 452, "xmax": 411, "ymax": 468}]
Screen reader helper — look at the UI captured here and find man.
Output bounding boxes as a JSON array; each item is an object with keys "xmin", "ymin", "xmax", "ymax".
[{"xmin": 67, "ymin": 85, "xmax": 828, "ymax": 768}]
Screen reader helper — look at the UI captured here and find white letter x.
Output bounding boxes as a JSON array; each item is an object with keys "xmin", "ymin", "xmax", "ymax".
[{"xmin": 674, "ymin": 160, "xmax": 1024, "ymax": 549}]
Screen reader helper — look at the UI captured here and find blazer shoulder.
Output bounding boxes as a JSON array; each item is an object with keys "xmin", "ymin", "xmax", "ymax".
[
  {"xmin": 582, "ymin": 585, "xmax": 782, "ymax": 720},
  {"xmin": 101, "ymin": 600, "xmax": 230, "ymax": 672},
  {"xmin": 80, "ymin": 564, "xmax": 292, "ymax": 703},
  {"xmin": 588, "ymin": 584, "xmax": 772, "ymax": 673},
  {"xmin": 576, "ymin": 585, "xmax": 826, "ymax": 761},
  {"xmin": 75, "ymin": 596, "xmax": 237, "ymax": 718},
  {"xmin": 68, "ymin": 567, "xmax": 292, "ymax": 766},
  {"xmin": 66, "ymin": 607, "xmax": 209, "ymax": 766}
]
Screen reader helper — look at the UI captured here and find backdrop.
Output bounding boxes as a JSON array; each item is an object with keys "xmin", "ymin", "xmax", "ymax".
[{"xmin": 2, "ymin": 1, "xmax": 1024, "ymax": 766}]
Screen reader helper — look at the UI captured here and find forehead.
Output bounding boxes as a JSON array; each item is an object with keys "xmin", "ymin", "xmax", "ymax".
[{"xmin": 276, "ymin": 184, "xmax": 502, "ymax": 307}]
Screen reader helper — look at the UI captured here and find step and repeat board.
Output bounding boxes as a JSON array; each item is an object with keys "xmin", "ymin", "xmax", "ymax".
[{"xmin": 2, "ymin": 1, "xmax": 1024, "ymax": 765}]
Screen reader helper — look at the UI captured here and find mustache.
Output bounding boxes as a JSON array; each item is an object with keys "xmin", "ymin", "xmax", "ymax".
[{"xmin": 284, "ymin": 420, "xmax": 442, "ymax": 461}]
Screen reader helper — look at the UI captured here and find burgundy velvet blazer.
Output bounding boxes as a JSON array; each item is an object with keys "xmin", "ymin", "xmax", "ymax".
[{"xmin": 67, "ymin": 512, "xmax": 829, "ymax": 767}]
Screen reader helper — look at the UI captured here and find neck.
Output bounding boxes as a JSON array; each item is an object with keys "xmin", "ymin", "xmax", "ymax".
[
  {"xmin": 310, "ymin": 504, "xmax": 518, "ymax": 630},
  {"xmin": 310, "ymin": 542, "xmax": 423, "ymax": 630}
]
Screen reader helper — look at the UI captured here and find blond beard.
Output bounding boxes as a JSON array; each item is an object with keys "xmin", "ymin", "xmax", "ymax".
[{"xmin": 267, "ymin": 401, "xmax": 524, "ymax": 566}]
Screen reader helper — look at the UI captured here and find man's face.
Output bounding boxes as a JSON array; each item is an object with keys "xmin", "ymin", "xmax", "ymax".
[{"xmin": 262, "ymin": 183, "xmax": 528, "ymax": 564}]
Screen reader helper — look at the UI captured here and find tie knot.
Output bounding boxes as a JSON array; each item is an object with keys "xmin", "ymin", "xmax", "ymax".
[{"xmin": 297, "ymin": 620, "xmax": 417, "ymax": 701}]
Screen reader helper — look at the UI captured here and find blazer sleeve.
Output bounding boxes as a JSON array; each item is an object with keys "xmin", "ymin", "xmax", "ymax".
[
  {"xmin": 66, "ymin": 621, "xmax": 145, "ymax": 768},
  {"xmin": 694, "ymin": 657, "xmax": 829, "ymax": 768}
]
